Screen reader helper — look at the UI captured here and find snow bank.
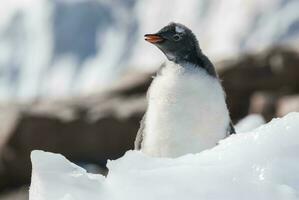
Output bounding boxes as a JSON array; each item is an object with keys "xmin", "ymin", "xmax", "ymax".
[
  {"xmin": 235, "ymin": 114, "xmax": 266, "ymax": 133},
  {"xmin": 30, "ymin": 150, "xmax": 106, "ymax": 200},
  {"xmin": 30, "ymin": 112, "xmax": 299, "ymax": 200}
]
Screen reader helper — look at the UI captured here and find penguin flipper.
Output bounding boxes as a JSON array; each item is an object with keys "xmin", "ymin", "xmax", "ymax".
[
  {"xmin": 134, "ymin": 113, "xmax": 146, "ymax": 150},
  {"xmin": 134, "ymin": 63, "xmax": 166, "ymax": 150},
  {"xmin": 227, "ymin": 121, "xmax": 236, "ymax": 136}
]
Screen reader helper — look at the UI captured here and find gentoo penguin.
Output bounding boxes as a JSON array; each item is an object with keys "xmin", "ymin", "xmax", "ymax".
[{"xmin": 135, "ymin": 22, "xmax": 235, "ymax": 157}]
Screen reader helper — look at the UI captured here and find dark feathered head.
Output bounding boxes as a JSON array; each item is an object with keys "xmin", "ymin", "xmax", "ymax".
[{"xmin": 144, "ymin": 22, "xmax": 201, "ymax": 63}]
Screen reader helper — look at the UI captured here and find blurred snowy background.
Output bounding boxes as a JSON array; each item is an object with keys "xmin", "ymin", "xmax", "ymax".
[
  {"xmin": 1, "ymin": 0, "xmax": 299, "ymax": 101},
  {"xmin": 1, "ymin": 0, "xmax": 299, "ymax": 199}
]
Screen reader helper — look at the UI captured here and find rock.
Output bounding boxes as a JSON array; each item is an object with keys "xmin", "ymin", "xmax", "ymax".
[
  {"xmin": 218, "ymin": 47, "xmax": 299, "ymax": 121},
  {"xmin": 0, "ymin": 105, "xmax": 20, "ymax": 151},
  {"xmin": 248, "ymin": 92, "xmax": 278, "ymax": 122},
  {"xmin": 277, "ymin": 95, "xmax": 299, "ymax": 117},
  {"xmin": 0, "ymin": 187, "xmax": 28, "ymax": 200}
]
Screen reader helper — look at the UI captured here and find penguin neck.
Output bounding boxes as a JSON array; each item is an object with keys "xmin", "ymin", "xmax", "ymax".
[{"xmin": 171, "ymin": 51, "xmax": 217, "ymax": 77}]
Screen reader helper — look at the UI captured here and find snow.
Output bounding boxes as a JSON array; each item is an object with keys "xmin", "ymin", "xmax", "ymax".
[
  {"xmin": 235, "ymin": 114, "xmax": 266, "ymax": 133},
  {"xmin": 1, "ymin": 0, "xmax": 299, "ymax": 100},
  {"xmin": 30, "ymin": 150, "xmax": 106, "ymax": 200},
  {"xmin": 30, "ymin": 112, "xmax": 299, "ymax": 200}
]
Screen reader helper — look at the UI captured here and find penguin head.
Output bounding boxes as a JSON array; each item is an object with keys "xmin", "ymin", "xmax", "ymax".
[{"xmin": 144, "ymin": 22, "xmax": 201, "ymax": 62}]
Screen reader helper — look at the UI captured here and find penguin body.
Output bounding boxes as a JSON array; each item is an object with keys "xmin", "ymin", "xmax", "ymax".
[{"xmin": 135, "ymin": 23, "xmax": 235, "ymax": 157}]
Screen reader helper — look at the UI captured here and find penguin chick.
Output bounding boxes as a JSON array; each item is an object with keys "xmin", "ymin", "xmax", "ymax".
[{"xmin": 135, "ymin": 22, "xmax": 235, "ymax": 157}]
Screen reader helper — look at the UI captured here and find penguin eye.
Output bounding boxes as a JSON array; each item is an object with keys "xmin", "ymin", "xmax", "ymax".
[{"xmin": 172, "ymin": 34, "xmax": 182, "ymax": 41}]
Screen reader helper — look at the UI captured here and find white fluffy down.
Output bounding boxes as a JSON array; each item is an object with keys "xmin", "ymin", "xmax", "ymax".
[
  {"xmin": 30, "ymin": 112, "xmax": 299, "ymax": 200},
  {"xmin": 143, "ymin": 61, "xmax": 230, "ymax": 157}
]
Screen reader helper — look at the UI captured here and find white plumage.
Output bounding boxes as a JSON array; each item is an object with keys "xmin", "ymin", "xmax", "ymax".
[{"xmin": 141, "ymin": 61, "xmax": 230, "ymax": 157}]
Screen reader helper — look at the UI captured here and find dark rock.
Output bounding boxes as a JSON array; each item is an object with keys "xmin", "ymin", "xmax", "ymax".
[
  {"xmin": 218, "ymin": 47, "xmax": 299, "ymax": 121},
  {"xmin": 248, "ymin": 92, "xmax": 278, "ymax": 122},
  {"xmin": 277, "ymin": 95, "xmax": 299, "ymax": 117},
  {"xmin": 0, "ymin": 186, "xmax": 28, "ymax": 200}
]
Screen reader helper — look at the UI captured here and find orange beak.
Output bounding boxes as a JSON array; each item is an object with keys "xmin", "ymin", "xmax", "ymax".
[{"xmin": 144, "ymin": 34, "xmax": 164, "ymax": 44}]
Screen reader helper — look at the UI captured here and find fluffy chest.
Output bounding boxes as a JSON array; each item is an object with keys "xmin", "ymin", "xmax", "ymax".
[
  {"xmin": 148, "ymin": 65, "xmax": 215, "ymax": 108},
  {"xmin": 142, "ymin": 62, "xmax": 229, "ymax": 157}
]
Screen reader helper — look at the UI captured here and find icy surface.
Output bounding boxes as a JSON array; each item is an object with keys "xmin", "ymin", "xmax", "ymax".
[
  {"xmin": 30, "ymin": 112, "xmax": 299, "ymax": 200},
  {"xmin": 1, "ymin": 0, "xmax": 299, "ymax": 100},
  {"xmin": 30, "ymin": 150, "xmax": 106, "ymax": 200},
  {"xmin": 235, "ymin": 114, "xmax": 266, "ymax": 133}
]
